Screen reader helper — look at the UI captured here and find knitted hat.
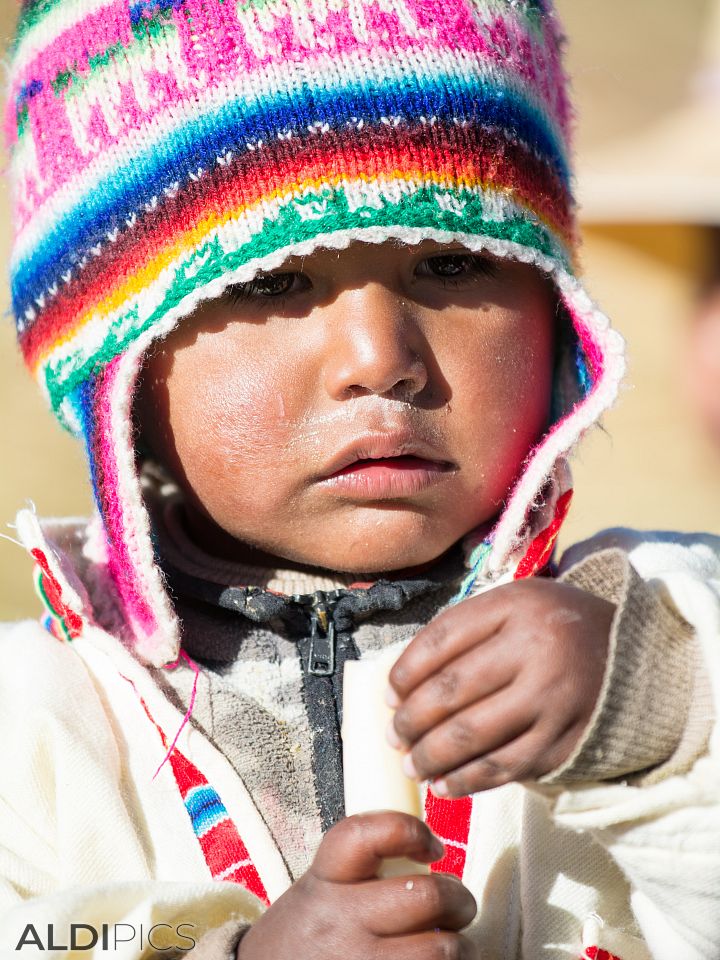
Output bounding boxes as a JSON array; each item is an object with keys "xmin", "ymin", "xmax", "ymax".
[{"xmin": 6, "ymin": 0, "xmax": 624, "ymax": 665}]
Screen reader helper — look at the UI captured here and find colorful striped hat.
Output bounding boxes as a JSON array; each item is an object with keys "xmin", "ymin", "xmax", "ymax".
[{"xmin": 6, "ymin": 0, "xmax": 624, "ymax": 665}]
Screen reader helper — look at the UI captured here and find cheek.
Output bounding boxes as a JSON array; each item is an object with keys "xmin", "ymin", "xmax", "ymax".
[
  {"xmin": 447, "ymin": 313, "xmax": 554, "ymax": 474},
  {"xmin": 167, "ymin": 356, "xmax": 302, "ymax": 494},
  {"xmin": 498, "ymin": 340, "xmax": 553, "ymax": 424}
]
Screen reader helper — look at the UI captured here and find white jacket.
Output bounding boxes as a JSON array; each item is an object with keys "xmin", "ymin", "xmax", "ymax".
[{"xmin": 1, "ymin": 515, "xmax": 719, "ymax": 960}]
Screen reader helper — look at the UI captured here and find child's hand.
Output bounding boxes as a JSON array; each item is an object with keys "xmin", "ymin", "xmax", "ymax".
[
  {"xmin": 387, "ymin": 579, "xmax": 615, "ymax": 797},
  {"xmin": 237, "ymin": 811, "xmax": 478, "ymax": 959}
]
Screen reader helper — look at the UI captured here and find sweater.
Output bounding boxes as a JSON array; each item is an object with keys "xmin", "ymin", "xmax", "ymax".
[{"xmin": 1, "ymin": 510, "xmax": 719, "ymax": 960}]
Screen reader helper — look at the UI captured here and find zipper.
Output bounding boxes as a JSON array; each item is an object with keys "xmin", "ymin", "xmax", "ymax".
[
  {"xmin": 305, "ymin": 590, "xmax": 341, "ymax": 676},
  {"xmin": 292, "ymin": 589, "xmax": 350, "ymax": 827}
]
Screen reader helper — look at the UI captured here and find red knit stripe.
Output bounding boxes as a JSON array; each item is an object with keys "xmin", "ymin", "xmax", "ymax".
[
  {"xmin": 584, "ymin": 948, "xmax": 623, "ymax": 960},
  {"xmin": 200, "ymin": 819, "xmax": 270, "ymax": 905},
  {"xmin": 123, "ymin": 676, "xmax": 268, "ymax": 901},
  {"xmin": 167, "ymin": 744, "xmax": 201, "ymax": 795},
  {"xmin": 514, "ymin": 488, "xmax": 573, "ymax": 581},
  {"xmin": 433, "ymin": 841, "xmax": 468, "ymax": 877},
  {"xmin": 30, "ymin": 548, "xmax": 83, "ymax": 638},
  {"xmin": 197, "ymin": 819, "xmax": 253, "ymax": 873},
  {"xmin": 22, "ymin": 124, "xmax": 570, "ymax": 369},
  {"xmin": 425, "ymin": 793, "xmax": 473, "ymax": 879},
  {"xmin": 223, "ymin": 864, "xmax": 271, "ymax": 903},
  {"xmin": 169, "ymin": 751, "xmax": 270, "ymax": 904}
]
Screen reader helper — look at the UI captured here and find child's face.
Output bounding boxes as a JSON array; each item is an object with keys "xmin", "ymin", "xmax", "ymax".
[{"xmin": 138, "ymin": 241, "xmax": 555, "ymax": 572}]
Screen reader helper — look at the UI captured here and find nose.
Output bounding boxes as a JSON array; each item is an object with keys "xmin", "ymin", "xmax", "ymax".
[{"xmin": 323, "ymin": 285, "xmax": 429, "ymax": 401}]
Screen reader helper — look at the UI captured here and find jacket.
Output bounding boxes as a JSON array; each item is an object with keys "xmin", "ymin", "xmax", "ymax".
[{"xmin": 1, "ymin": 508, "xmax": 719, "ymax": 960}]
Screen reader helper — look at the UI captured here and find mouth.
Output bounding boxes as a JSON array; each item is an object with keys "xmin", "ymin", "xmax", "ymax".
[{"xmin": 317, "ymin": 435, "xmax": 455, "ymax": 499}]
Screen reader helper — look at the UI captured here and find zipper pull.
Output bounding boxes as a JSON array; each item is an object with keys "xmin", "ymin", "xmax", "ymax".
[{"xmin": 308, "ymin": 592, "xmax": 337, "ymax": 676}]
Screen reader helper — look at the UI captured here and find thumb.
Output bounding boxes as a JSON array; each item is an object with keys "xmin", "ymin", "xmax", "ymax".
[{"xmin": 311, "ymin": 811, "xmax": 445, "ymax": 883}]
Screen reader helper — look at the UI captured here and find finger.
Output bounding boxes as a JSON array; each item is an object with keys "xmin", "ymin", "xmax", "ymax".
[
  {"xmin": 432, "ymin": 719, "xmax": 581, "ymax": 797},
  {"xmin": 364, "ymin": 874, "xmax": 477, "ymax": 936},
  {"xmin": 407, "ymin": 687, "xmax": 535, "ymax": 783},
  {"xmin": 376, "ymin": 930, "xmax": 479, "ymax": 960},
  {"xmin": 311, "ymin": 812, "xmax": 445, "ymax": 883},
  {"xmin": 391, "ymin": 632, "xmax": 516, "ymax": 748},
  {"xmin": 389, "ymin": 587, "xmax": 513, "ymax": 702}
]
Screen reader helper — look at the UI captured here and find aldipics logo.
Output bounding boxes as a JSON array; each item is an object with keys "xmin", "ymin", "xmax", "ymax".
[{"xmin": 14, "ymin": 923, "xmax": 197, "ymax": 952}]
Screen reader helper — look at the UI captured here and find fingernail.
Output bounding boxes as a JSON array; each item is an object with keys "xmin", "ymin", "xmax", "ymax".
[
  {"xmin": 431, "ymin": 779, "xmax": 449, "ymax": 798},
  {"xmin": 385, "ymin": 685, "xmax": 400, "ymax": 708},
  {"xmin": 403, "ymin": 753, "xmax": 418, "ymax": 780},
  {"xmin": 385, "ymin": 720, "xmax": 402, "ymax": 750}
]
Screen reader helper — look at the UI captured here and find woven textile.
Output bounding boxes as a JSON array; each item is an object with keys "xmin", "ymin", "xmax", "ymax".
[{"xmin": 5, "ymin": 0, "xmax": 625, "ymax": 664}]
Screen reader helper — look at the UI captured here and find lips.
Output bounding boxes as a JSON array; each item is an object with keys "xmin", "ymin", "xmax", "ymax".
[
  {"xmin": 316, "ymin": 433, "xmax": 454, "ymax": 499},
  {"xmin": 320, "ymin": 434, "xmax": 452, "ymax": 480},
  {"xmin": 329, "ymin": 454, "xmax": 446, "ymax": 478}
]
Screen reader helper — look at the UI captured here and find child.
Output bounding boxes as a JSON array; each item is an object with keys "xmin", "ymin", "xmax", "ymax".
[{"xmin": 2, "ymin": 1, "xmax": 719, "ymax": 958}]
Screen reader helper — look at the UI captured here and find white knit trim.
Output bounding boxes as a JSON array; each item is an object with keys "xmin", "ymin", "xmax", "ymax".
[
  {"xmin": 14, "ymin": 507, "xmax": 86, "ymax": 616},
  {"xmin": 487, "ymin": 264, "xmax": 626, "ymax": 576},
  {"xmin": 582, "ymin": 913, "xmax": 653, "ymax": 960}
]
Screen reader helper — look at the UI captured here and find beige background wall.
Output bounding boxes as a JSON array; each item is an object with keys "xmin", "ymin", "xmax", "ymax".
[{"xmin": 1, "ymin": 3, "xmax": 719, "ymax": 621}]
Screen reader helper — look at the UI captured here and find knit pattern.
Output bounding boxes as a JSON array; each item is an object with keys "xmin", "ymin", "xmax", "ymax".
[
  {"xmin": 9, "ymin": 0, "xmax": 574, "ymax": 422},
  {"xmin": 5, "ymin": 0, "xmax": 626, "ymax": 663}
]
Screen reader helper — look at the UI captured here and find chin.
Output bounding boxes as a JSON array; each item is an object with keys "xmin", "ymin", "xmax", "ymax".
[{"xmin": 300, "ymin": 513, "xmax": 466, "ymax": 575}]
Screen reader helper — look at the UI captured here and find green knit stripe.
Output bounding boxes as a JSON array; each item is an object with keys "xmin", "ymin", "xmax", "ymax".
[
  {"xmin": 43, "ymin": 182, "xmax": 570, "ymax": 427},
  {"xmin": 14, "ymin": 0, "xmax": 63, "ymax": 45}
]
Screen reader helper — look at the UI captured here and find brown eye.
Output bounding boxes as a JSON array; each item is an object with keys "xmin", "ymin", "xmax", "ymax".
[
  {"xmin": 225, "ymin": 271, "xmax": 307, "ymax": 304},
  {"xmin": 427, "ymin": 255, "xmax": 474, "ymax": 277},
  {"xmin": 418, "ymin": 254, "xmax": 499, "ymax": 281},
  {"xmin": 250, "ymin": 272, "xmax": 297, "ymax": 296}
]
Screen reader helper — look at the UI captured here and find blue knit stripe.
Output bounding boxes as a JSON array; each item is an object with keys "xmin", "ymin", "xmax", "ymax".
[
  {"xmin": 454, "ymin": 541, "xmax": 493, "ymax": 602},
  {"xmin": 13, "ymin": 78, "xmax": 568, "ymax": 319},
  {"xmin": 73, "ymin": 378, "xmax": 102, "ymax": 506},
  {"xmin": 184, "ymin": 785, "xmax": 229, "ymax": 835},
  {"xmin": 128, "ymin": 0, "xmax": 181, "ymax": 25}
]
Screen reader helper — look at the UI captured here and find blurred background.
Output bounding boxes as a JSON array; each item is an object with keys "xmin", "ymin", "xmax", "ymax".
[{"xmin": 1, "ymin": 1, "xmax": 720, "ymax": 619}]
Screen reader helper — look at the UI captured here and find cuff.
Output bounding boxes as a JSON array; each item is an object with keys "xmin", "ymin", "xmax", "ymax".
[
  {"xmin": 540, "ymin": 547, "xmax": 702, "ymax": 785},
  {"xmin": 181, "ymin": 919, "xmax": 250, "ymax": 960}
]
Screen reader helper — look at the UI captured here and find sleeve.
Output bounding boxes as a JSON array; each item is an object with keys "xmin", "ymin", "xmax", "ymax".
[
  {"xmin": 0, "ymin": 621, "xmax": 266, "ymax": 959},
  {"xmin": 529, "ymin": 534, "xmax": 720, "ymax": 960},
  {"xmin": 540, "ymin": 547, "xmax": 709, "ymax": 785}
]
